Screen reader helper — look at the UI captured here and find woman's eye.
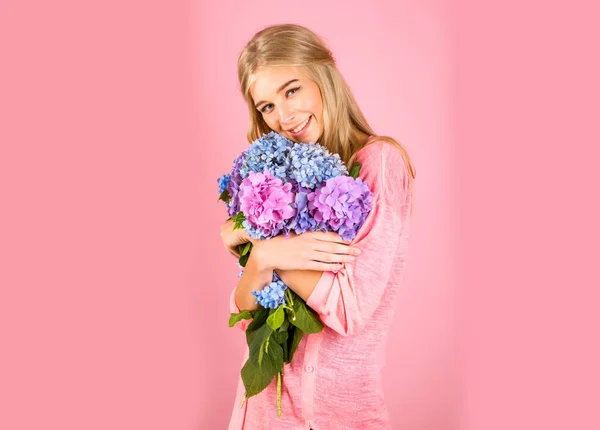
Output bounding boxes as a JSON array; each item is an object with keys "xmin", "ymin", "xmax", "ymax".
[{"xmin": 260, "ymin": 87, "xmax": 300, "ymax": 114}]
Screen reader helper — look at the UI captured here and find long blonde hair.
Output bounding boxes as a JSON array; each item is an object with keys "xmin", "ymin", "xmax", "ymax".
[{"xmin": 237, "ymin": 24, "xmax": 416, "ymax": 204}]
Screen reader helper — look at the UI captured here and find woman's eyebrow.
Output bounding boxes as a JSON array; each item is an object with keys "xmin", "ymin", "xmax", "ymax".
[{"xmin": 254, "ymin": 79, "xmax": 299, "ymax": 109}]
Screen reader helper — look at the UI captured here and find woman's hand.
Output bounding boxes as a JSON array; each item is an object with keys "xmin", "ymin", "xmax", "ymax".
[
  {"xmin": 251, "ymin": 231, "xmax": 361, "ymax": 272},
  {"xmin": 220, "ymin": 219, "xmax": 254, "ymax": 258}
]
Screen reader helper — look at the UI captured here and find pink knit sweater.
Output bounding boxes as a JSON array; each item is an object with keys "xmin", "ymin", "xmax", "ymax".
[{"xmin": 227, "ymin": 139, "xmax": 413, "ymax": 430}]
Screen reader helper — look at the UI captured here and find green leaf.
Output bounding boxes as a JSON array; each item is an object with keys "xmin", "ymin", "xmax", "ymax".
[
  {"xmin": 258, "ymin": 342, "xmax": 265, "ymax": 367},
  {"xmin": 247, "ymin": 322, "xmax": 273, "ymax": 367},
  {"xmin": 286, "ymin": 325, "xmax": 303, "ymax": 364},
  {"xmin": 237, "ymin": 242, "xmax": 253, "ymax": 267},
  {"xmin": 241, "ymin": 340, "xmax": 283, "ymax": 397},
  {"xmin": 281, "ymin": 335, "xmax": 290, "ymax": 363},
  {"xmin": 271, "ymin": 326, "xmax": 289, "ymax": 362},
  {"xmin": 266, "ymin": 306, "xmax": 285, "ymax": 331},
  {"xmin": 228, "ymin": 310, "xmax": 254, "ymax": 327},
  {"xmin": 349, "ymin": 162, "xmax": 362, "ymax": 179},
  {"xmin": 219, "ymin": 188, "xmax": 231, "ymax": 203},
  {"xmin": 245, "ymin": 307, "xmax": 271, "ymax": 368},
  {"xmin": 240, "ymin": 242, "xmax": 252, "ymax": 257},
  {"xmin": 246, "ymin": 307, "xmax": 269, "ymax": 332},
  {"xmin": 289, "ymin": 294, "xmax": 323, "ymax": 334},
  {"xmin": 277, "ymin": 318, "xmax": 290, "ymax": 333},
  {"xmin": 232, "ymin": 212, "xmax": 246, "ymax": 230},
  {"xmin": 272, "ymin": 327, "xmax": 288, "ymax": 345}
]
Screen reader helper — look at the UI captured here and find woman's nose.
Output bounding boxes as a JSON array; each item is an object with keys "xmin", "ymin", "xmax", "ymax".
[{"xmin": 277, "ymin": 105, "xmax": 295, "ymax": 125}]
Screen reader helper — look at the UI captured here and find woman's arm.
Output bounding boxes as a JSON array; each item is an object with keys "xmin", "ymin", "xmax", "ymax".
[
  {"xmin": 233, "ymin": 252, "xmax": 273, "ymax": 312},
  {"xmin": 244, "ymin": 232, "xmax": 359, "ymax": 301},
  {"xmin": 274, "ymin": 269, "xmax": 323, "ymax": 302},
  {"xmin": 228, "ymin": 231, "xmax": 360, "ymax": 330},
  {"xmin": 234, "ymin": 231, "xmax": 358, "ymax": 309},
  {"xmin": 276, "ymin": 142, "xmax": 412, "ymax": 337}
]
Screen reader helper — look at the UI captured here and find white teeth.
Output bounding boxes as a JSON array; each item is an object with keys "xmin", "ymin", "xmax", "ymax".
[{"xmin": 292, "ymin": 116, "xmax": 310, "ymax": 133}]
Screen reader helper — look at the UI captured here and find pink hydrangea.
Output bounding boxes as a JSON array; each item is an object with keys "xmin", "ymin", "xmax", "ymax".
[{"xmin": 239, "ymin": 169, "xmax": 296, "ymax": 238}]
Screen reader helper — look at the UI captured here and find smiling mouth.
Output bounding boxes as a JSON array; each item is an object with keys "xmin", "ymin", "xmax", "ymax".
[{"xmin": 289, "ymin": 115, "xmax": 312, "ymax": 134}]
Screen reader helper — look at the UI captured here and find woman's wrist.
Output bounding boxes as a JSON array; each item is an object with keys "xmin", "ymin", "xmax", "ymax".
[{"xmin": 247, "ymin": 244, "xmax": 274, "ymax": 272}]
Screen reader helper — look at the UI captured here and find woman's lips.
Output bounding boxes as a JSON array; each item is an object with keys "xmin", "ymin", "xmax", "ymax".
[{"xmin": 288, "ymin": 115, "xmax": 312, "ymax": 138}]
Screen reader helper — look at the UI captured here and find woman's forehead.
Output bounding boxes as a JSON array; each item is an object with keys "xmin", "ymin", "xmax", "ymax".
[{"xmin": 250, "ymin": 66, "xmax": 306, "ymax": 96}]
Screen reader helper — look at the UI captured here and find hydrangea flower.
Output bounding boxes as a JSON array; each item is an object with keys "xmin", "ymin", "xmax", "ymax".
[
  {"xmin": 288, "ymin": 142, "xmax": 347, "ymax": 189},
  {"xmin": 251, "ymin": 276, "xmax": 288, "ymax": 309},
  {"xmin": 308, "ymin": 176, "xmax": 373, "ymax": 241},
  {"xmin": 218, "ymin": 173, "xmax": 231, "ymax": 194},
  {"xmin": 218, "ymin": 132, "xmax": 375, "ymax": 313},
  {"xmin": 239, "ymin": 169, "xmax": 296, "ymax": 239},
  {"xmin": 241, "ymin": 221, "xmax": 272, "ymax": 241},
  {"xmin": 288, "ymin": 185, "xmax": 319, "ymax": 235},
  {"xmin": 227, "ymin": 152, "xmax": 246, "ymax": 216},
  {"xmin": 240, "ymin": 132, "xmax": 294, "ymax": 181}
]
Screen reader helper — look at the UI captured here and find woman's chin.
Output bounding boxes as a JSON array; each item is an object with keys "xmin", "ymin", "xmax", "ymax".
[{"xmin": 299, "ymin": 132, "xmax": 320, "ymax": 144}]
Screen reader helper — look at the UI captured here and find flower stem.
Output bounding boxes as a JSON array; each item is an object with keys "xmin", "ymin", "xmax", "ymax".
[
  {"xmin": 277, "ymin": 370, "xmax": 282, "ymax": 418},
  {"xmin": 285, "ymin": 288, "xmax": 294, "ymax": 306}
]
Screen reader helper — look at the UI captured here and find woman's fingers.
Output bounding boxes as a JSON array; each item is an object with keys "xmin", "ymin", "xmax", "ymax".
[
  {"xmin": 315, "ymin": 242, "xmax": 361, "ymax": 256},
  {"xmin": 310, "ymin": 231, "xmax": 349, "ymax": 244},
  {"xmin": 312, "ymin": 250, "xmax": 356, "ymax": 263},
  {"xmin": 307, "ymin": 260, "xmax": 344, "ymax": 272},
  {"xmin": 310, "ymin": 234, "xmax": 361, "ymax": 256}
]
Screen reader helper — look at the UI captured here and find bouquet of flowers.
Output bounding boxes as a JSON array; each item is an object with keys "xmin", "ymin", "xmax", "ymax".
[{"xmin": 218, "ymin": 131, "xmax": 373, "ymax": 417}]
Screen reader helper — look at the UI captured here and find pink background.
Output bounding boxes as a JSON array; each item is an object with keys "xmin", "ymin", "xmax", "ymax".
[
  {"xmin": 456, "ymin": 1, "xmax": 600, "ymax": 429},
  {"xmin": 1, "ymin": 1, "xmax": 598, "ymax": 430}
]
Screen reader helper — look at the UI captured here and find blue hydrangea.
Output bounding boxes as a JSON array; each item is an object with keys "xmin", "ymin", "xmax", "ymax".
[
  {"xmin": 287, "ymin": 142, "xmax": 347, "ymax": 189},
  {"xmin": 218, "ymin": 173, "xmax": 231, "ymax": 194},
  {"xmin": 237, "ymin": 262, "xmax": 244, "ymax": 278},
  {"xmin": 240, "ymin": 131, "xmax": 294, "ymax": 181},
  {"xmin": 251, "ymin": 275, "xmax": 288, "ymax": 309},
  {"xmin": 242, "ymin": 220, "xmax": 290, "ymax": 240}
]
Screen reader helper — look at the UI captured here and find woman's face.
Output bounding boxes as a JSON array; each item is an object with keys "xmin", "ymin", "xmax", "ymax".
[{"xmin": 250, "ymin": 66, "xmax": 324, "ymax": 144}]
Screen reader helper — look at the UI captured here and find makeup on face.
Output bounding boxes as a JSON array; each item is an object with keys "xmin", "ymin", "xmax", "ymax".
[{"xmin": 250, "ymin": 66, "xmax": 324, "ymax": 144}]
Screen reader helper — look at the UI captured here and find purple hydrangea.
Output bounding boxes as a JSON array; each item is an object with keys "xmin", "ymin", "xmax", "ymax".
[
  {"xmin": 226, "ymin": 152, "xmax": 246, "ymax": 216},
  {"xmin": 240, "ymin": 132, "xmax": 294, "ymax": 181},
  {"xmin": 308, "ymin": 176, "xmax": 373, "ymax": 241},
  {"xmin": 251, "ymin": 275, "xmax": 288, "ymax": 309},
  {"xmin": 288, "ymin": 142, "xmax": 347, "ymax": 189},
  {"xmin": 239, "ymin": 169, "xmax": 296, "ymax": 239}
]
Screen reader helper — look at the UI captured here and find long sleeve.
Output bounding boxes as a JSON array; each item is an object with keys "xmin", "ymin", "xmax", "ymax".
[{"xmin": 305, "ymin": 141, "xmax": 412, "ymax": 336}]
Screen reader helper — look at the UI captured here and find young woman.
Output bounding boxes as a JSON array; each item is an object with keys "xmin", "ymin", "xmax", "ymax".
[{"xmin": 221, "ymin": 24, "xmax": 416, "ymax": 430}]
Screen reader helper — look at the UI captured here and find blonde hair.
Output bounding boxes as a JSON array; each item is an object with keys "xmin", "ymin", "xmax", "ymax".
[{"xmin": 237, "ymin": 24, "xmax": 416, "ymax": 210}]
